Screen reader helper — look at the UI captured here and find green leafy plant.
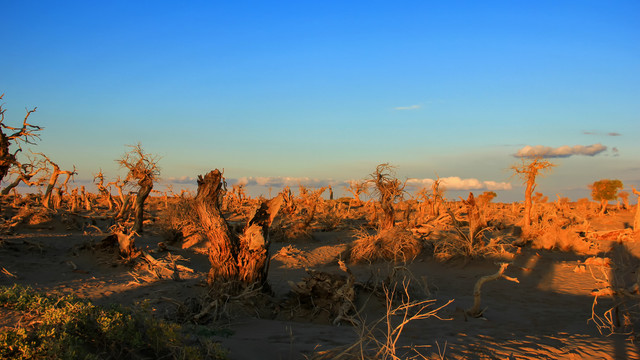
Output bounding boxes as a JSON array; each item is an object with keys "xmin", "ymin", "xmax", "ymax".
[{"xmin": 0, "ymin": 284, "xmax": 227, "ymax": 360}]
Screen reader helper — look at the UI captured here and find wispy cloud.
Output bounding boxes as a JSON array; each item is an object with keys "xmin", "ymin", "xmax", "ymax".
[
  {"xmin": 514, "ymin": 143, "xmax": 607, "ymax": 158},
  {"xmin": 582, "ymin": 130, "xmax": 621, "ymax": 136},
  {"xmin": 406, "ymin": 177, "xmax": 512, "ymax": 191},
  {"xmin": 394, "ymin": 105, "xmax": 421, "ymax": 111}
]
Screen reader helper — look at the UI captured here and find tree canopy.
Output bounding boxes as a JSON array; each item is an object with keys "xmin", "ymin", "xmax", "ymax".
[{"xmin": 590, "ymin": 179, "xmax": 623, "ymax": 202}]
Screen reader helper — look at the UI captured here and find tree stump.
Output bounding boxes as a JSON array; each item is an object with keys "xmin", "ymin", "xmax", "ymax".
[{"xmin": 195, "ymin": 170, "xmax": 283, "ymax": 289}]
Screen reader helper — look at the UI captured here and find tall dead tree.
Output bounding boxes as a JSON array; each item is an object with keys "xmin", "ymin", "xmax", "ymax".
[
  {"xmin": 117, "ymin": 143, "xmax": 160, "ymax": 234},
  {"xmin": 195, "ymin": 169, "xmax": 283, "ymax": 289},
  {"xmin": 511, "ymin": 157, "xmax": 555, "ymax": 235},
  {"xmin": 0, "ymin": 94, "xmax": 43, "ymax": 184}
]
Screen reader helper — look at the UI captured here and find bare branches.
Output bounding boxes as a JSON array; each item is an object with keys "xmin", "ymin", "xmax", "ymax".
[
  {"xmin": 117, "ymin": 143, "xmax": 160, "ymax": 186},
  {"xmin": 368, "ymin": 163, "xmax": 407, "ymax": 230},
  {"xmin": 0, "ymin": 94, "xmax": 43, "ymax": 183}
]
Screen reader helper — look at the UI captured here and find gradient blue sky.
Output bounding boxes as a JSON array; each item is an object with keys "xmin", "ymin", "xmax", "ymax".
[{"xmin": 1, "ymin": 1, "xmax": 638, "ymax": 202}]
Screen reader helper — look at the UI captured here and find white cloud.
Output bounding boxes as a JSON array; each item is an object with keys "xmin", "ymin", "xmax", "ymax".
[
  {"xmin": 514, "ymin": 143, "xmax": 607, "ymax": 158},
  {"xmin": 230, "ymin": 176, "xmax": 344, "ymax": 189},
  {"xmin": 394, "ymin": 105, "xmax": 421, "ymax": 110},
  {"xmin": 406, "ymin": 177, "xmax": 512, "ymax": 191},
  {"xmin": 164, "ymin": 176, "xmax": 197, "ymax": 184}
]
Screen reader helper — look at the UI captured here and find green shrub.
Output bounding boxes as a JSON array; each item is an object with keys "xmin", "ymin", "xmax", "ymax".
[{"xmin": 0, "ymin": 284, "xmax": 227, "ymax": 359}]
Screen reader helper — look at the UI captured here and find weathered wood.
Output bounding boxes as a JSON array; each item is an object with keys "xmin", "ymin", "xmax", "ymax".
[
  {"xmin": 466, "ymin": 263, "xmax": 519, "ymax": 318},
  {"xmin": 133, "ymin": 179, "xmax": 152, "ymax": 233},
  {"xmin": 196, "ymin": 170, "xmax": 239, "ymax": 284},
  {"xmin": 196, "ymin": 169, "xmax": 283, "ymax": 288},
  {"xmin": 633, "ymin": 187, "xmax": 640, "ymax": 232}
]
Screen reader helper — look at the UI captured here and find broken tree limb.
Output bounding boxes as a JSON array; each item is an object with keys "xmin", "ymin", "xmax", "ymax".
[{"xmin": 466, "ymin": 263, "xmax": 519, "ymax": 318}]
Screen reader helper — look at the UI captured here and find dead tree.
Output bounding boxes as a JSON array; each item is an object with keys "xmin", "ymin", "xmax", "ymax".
[
  {"xmin": 345, "ymin": 180, "xmax": 368, "ymax": 205},
  {"xmin": 80, "ymin": 185, "xmax": 92, "ymax": 211},
  {"xmin": 1, "ymin": 156, "xmax": 46, "ymax": 195},
  {"xmin": 511, "ymin": 157, "xmax": 555, "ymax": 235},
  {"xmin": 430, "ymin": 177, "xmax": 445, "ymax": 217},
  {"xmin": 70, "ymin": 187, "xmax": 79, "ymax": 213},
  {"xmin": 633, "ymin": 187, "xmax": 640, "ymax": 232},
  {"xmin": 55, "ymin": 167, "xmax": 75, "ymax": 210},
  {"xmin": 117, "ymin": 143, "xmax": 160, "ymax": 233},
  {"xmin": 195, "ymin": 169, "xmax": 283, "ymax": 289},
  {"xmin": 94, "ymin": 170, "xmax": 115, "ymax": 210},
  {"xmin": 111, "ymin": 176, "xmax": 132, "ymax": 220},
  {"xmin": 368, "ymin": 163, "xmax": 406, "ymax": 230},
  {"xmin": 36, "ymin": 153, "xmax": 76, "ymax": 209},
  {"xmin": 0, "ymin": 94, "xmax": 43, "ymax": 184}
]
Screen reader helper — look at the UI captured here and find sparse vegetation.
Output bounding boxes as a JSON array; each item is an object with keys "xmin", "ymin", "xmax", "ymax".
[
  {"xmin": 0, "ymin": 125, "xmax": 637, "ymax": 359},
  {"xmin": 0, "ymin": 284, "xmax": 227, "ymax": 360}
]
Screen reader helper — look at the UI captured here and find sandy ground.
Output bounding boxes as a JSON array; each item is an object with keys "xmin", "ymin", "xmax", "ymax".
[{"xmin": 1, "ymin": 208, "xmax": 640, "ymax": 360}]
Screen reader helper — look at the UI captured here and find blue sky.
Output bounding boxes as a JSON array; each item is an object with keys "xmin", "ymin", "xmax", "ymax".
[{"xmin": 1, "ymin": 1, "xmax": 638, "ymax": 202}]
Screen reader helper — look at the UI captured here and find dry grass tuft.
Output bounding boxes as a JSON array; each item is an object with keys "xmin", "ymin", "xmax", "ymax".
[
  {"xmin": 158, "ymin": 197, "xmax": 202, "ymax": 245},
  {"xmin": 349, "ymin": 227, "xmax": 422, "ymax": 264},
  {"xmin": 532, "ymin": 226, "xmax": 596, "ymax": 254}
]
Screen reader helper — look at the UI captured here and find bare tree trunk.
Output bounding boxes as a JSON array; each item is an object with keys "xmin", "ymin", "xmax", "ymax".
[
  {"xmin": 81, "ymin": 186, "xmax": 92, "ymax": 211},
  {"xmin": 54, "ymin": 187, "xmax": 63, "ymax": 210},
  {"xmin": 599, "ymin": 199, "xmax": 608, "ymax": 216},
  {"xmin": 70, "ymin": 188, "xmax": 79, "ymax": 213},
  {"xmin": 116, "ymin": 193, "xmax": 132, "ymax": 220},
  {"xmin": 523, "ymin": 180, "xmax": 534, "ymax": 234},
  {"xmin": 133, "ymin": 179, "xmax": 152, "ymax": 233},
  {"xmin": 196, "ymin": 170, "xmax": 239, "ymax": 284},
  {"xmin": 43, "ymin": 174, "xmax": 60, "ymax": 209},
  {"xmin": 2, "ymin": 175, "xmax": 27, "ymax": 195},
  {"xmin": 196, "ymin": 170, "xmax": 283, "ymax": 288},
  {"xmin": 633, "ymin": 187, "xmax": 640, "ymax": 232},
  {"xmin": 380, "ymin": 200, "xmax": 395, "ymax": 230}
]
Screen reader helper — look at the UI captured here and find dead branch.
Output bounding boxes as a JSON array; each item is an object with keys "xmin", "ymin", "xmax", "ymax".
[{"xmin": 466, "ymin": 263, "xmax": 519, "ymax": 318}]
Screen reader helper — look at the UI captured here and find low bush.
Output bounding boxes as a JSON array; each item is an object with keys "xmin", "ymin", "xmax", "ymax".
[{"xmin": 0, "ymin": 284, "xmax": 227, "ymax": 360}]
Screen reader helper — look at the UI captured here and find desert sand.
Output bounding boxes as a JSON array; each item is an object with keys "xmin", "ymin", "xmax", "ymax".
[{"xmin": 1, "ymin": 191, "xmax": 640, "ymax": 360}]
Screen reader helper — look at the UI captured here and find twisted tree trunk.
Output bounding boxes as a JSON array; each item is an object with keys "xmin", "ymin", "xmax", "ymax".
[
  {"xmin": 133, "ymin": 178, "xmax": 152, "ymax": 233},
  {"xmin": 196, "ymin": 169, "xmax": 283, "ymax": 289}
]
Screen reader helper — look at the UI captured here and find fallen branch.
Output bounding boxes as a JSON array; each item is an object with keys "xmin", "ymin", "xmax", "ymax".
[
  {"xmin": 466, "ymin": 263, "xmax": 519, "ymax": 318},
  {"xmin": 1, "ymin": 267, "xmax": 17, "ymax": 278}
]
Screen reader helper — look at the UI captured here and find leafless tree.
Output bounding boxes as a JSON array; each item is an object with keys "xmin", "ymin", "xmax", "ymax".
[
  {"xmin": 34, "ymin": 153, "xmax": 76, "ymax": 210},
  {"xmin": 1, "ymin": 155, "xmax": 47, "ymax": 195},
  {"xmin": 117, "ymin": 143, "xmax": 160, "ymax": 233},
  {"xmin": 345, "ymin": 180, "xmax": 368, "ymax": 205},
  {"xmin": 195, "ymin": 169, "xmax": 283, "ymax": 290},
  {"xmin": 0, "ymin": 93, "xmax": 43, "ymax": 184}
]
